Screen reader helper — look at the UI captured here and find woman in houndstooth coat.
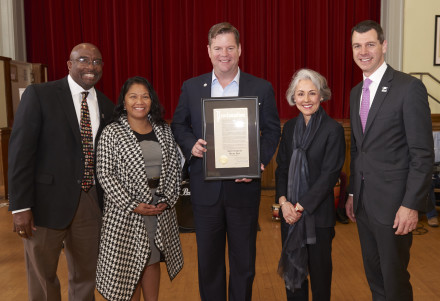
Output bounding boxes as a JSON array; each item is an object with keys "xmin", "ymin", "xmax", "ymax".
[{"xmin": 96, "ymin": 76, "xmax": 183, "ymax": 301}]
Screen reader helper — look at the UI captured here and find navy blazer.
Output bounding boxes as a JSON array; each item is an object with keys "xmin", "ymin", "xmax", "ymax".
[
  {"xmin": 349, "ymin": 65, "xmax": 434, "ymax": 225},
  {"xmin": 275, "ymin": 111, "xmax": 345, "ymax": 227},
  {"xmin": 172, "ymin": 72, "xmax": 281, "ymax": 207},
  {"xmin": 8, "ymin": 77, "xmax": 114, "ymax": 229}
]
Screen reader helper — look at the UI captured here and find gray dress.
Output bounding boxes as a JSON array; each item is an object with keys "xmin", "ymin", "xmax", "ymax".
[{"xmin": 134, "ymin": 130, "xmax": 162, "ymax": 265}]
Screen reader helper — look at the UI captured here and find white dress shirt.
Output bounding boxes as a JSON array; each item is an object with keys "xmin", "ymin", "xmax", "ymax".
[
  {"xmin": 359, "ymin": 61, "xmax": 388, "ymax": 110},
  {"xmin": 68, "ymin": 75, "xmax": 101, "ymax": 147}
]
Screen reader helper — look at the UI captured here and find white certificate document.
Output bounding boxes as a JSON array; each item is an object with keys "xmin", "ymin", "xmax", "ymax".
[{"xmin": 213, "ymin": 108, "xmax": 249, "ymax": 168}]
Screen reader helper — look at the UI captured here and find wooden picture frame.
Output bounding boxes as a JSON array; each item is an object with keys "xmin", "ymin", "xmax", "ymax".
[{"xmin": 434, "ymin": 15, "xmax": 440, "ymax": 66}]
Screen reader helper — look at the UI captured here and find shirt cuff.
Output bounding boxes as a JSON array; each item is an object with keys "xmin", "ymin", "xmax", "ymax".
[{"xmin": 12, "ymin": 208, "xmax": 31, "ymax": 214}]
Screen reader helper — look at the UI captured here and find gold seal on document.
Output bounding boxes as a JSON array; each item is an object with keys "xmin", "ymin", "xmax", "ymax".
[{"xmin": 219, "ymin": 155, "xmax": 228, "ymax": 164}]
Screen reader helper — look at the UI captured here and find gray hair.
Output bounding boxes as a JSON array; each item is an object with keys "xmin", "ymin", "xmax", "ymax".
[{"xmin": 286, "ymin": 68, "xmax": 331, "ymax": 106}]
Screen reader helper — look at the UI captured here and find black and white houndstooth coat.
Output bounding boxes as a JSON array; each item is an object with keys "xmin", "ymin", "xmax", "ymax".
[{"xmin": 95, "ymin": 115, "xmax": 183, "ymax": 301}]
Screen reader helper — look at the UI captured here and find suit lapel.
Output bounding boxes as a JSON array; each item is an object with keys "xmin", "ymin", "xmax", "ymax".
[
  {"xmin": 96, "ymin": 93, "xmax": 104, "ymax": 130},
  {"xmin": 352, "ymin": 84, "xmax": 364, "ymax": 141},
  {"xmin": 363, "ymin": 66, "xmax": 393, "ymax": 135},
  {"xmin": 197, "ymin": 73, "xmax": 212, "ymax": 100},
  {"xmin": 238, "ymin": 72, "xmax": 250, "ymax": 96},
  {"xmin": 58, "ymin": 77, "xmax": 82, "ymax": 145},
  {"xmin": 96, "ymin": 90, "xmax": 108, "ymax": 131}
]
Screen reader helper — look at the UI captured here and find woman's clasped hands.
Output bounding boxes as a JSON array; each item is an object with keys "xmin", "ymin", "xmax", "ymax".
[
  {"xmin": 134, "ymin": 203, "xmax": 168, "ymax": 216},
  {"xmin": 279, "ymin": 196, "xmax": 303, "ymax": 225}
]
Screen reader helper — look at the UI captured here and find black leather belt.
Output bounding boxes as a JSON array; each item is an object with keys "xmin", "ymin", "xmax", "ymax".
[{"xmin": 148, "ymin": 177, "xmax": 160, "ymax": 189}]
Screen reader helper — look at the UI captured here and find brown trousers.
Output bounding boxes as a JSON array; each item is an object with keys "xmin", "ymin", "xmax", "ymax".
[{"xmin": 23, "ymin": 187, "xmax": 102, "ymax": 301}]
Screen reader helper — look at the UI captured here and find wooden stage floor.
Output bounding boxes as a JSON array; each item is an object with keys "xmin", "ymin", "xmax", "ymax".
[{"xmin": 1, "ymin": 190, "xmax": 439, "ymax": 300}]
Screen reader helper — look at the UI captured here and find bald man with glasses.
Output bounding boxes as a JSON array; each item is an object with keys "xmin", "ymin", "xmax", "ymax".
[{"xmin": 8, "ymin": 43, "xmax": 114, "ymax": 300}]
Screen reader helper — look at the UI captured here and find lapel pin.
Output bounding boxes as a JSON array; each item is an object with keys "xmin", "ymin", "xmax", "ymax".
[
  {"xmin": 203, "ymin": 83, "xmax": 207, "ymax": 87},
  {"xmin": 381, "ymin": 87, "xmax": 388, "ymax": 92}
]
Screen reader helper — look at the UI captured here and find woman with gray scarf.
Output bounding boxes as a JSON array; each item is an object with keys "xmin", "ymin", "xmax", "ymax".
[{"xmin": 276, "ymin": 69, "xmax": 345, "ymax": 301}]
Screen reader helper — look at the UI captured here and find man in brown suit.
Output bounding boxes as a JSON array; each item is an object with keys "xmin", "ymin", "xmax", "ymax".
[{"xmin": 8, "ymin": 43, "xmax": 114, "ymax": 300}]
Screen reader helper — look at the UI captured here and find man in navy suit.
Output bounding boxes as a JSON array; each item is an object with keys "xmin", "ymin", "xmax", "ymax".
[
  {"xmin": 346, "ymin": 20, "xmax": 433, "ymax": 300},
  {"xmin": 8, "ymin": 43, "xmax": 114, "ymax": 300},
  {"xmin": 172, "ymin": 22, "xmax": 280, "ymax": 301}
]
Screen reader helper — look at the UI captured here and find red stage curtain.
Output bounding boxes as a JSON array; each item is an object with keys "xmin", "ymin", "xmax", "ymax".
[{"xmin": 24, "ymin": 0, "xmax": 380, "ymax": 119}]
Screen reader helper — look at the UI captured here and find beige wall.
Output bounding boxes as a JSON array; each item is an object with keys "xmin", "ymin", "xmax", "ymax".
[
  {"xmin": 0, "ymin": 0, "xmax": 26, "ymax": 61},
  {"xmin": 403, "ymin": 0, "xmax": 440, "ymax": 113}
]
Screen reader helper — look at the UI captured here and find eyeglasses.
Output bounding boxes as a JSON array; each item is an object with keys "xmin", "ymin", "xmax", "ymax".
[{"xmin": 72, "ymin": 57, "xmax": 104, "ymax": 66}]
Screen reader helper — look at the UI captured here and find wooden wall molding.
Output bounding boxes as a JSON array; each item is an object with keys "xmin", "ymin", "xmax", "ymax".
[{"xmin": 0, "ymin": 127, "xmax": 11, "ymax": 198}]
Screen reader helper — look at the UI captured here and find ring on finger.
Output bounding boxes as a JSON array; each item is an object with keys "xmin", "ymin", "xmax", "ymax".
[{"xmin": 19, "ymin": 230, "xmax": 25, "ymax": 235}]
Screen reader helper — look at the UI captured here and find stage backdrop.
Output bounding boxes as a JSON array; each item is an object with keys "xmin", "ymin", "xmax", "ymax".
[{"xmin": 24, "ymin": 0, "xmax": 380, "ymax": 120}]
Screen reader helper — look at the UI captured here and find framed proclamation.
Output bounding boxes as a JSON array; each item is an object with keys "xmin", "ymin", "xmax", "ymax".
[{"xmin": 202, "ymin": 97, "xmax": 260, "ymax": 180}]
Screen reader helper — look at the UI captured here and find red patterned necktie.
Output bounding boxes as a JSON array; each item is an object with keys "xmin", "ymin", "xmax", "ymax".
[
  {"xmin": 360, "ymin": 78, "xmax": 372, "ymax": 133},
  {"xmin": 80, "ymin": 91, "xmax": 94, "ymax": 192}
]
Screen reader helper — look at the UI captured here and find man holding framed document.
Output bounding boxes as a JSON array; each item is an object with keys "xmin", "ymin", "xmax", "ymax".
[{"xmin": 172, "ymin": 22, "xmax": 281, "ymax": 301}]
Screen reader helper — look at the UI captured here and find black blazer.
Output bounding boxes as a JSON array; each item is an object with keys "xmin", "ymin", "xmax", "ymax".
[
  {"xmin": 8, "ymin": 77, "xmax": 114, "ymax": 229},
  {"xmin": 171, "ymin": 72, "xmax": 281, "ymax": 207},
  {"xmin": 275, "ymin": 110, "xmax": 345, "ymax": 227},
  {"xmin": 349, "ymin": 65, "xmax": 434, "ymax": 225}
]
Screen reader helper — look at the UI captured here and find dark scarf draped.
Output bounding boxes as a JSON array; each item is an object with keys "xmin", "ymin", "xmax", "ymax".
[{"xmin": 277, "ymin": 106, "xmax": 324, "ymax": 292}]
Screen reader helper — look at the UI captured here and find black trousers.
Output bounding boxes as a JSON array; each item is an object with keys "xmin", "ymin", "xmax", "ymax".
[
  {"xmin": 280, "ymin": 218, "xmax": 335, "ymax": 301},
  {"xmin": 192, "ymin": 188, "xmax": 259, "ymax": 301},
  {"xmin": 356, "ymin": 186, "xmax": 413, "ymax": 301}
]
